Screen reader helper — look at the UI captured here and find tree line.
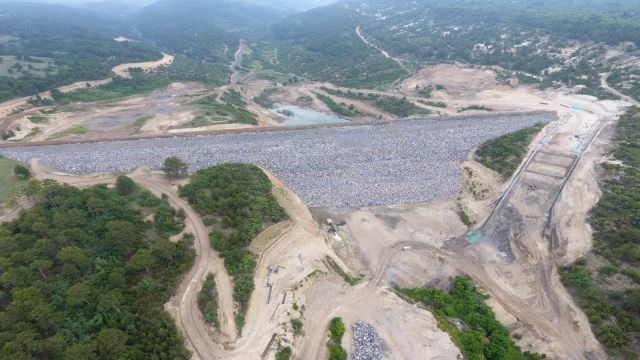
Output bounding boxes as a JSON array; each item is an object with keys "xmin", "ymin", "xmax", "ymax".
[
  {"xmin": 178, "ymin": 164, "xmax": 287, "ymax": 332},
  {"xmin": 0, "ymin": 180, "xmax": 194, "ymax": 359}
]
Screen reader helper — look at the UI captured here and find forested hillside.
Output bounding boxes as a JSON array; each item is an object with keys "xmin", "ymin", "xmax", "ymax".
[
  {"xmin": 135, "ymin": 0, "xmax": 286, "ymax": 64},
  {"xmin": 0, "ymin": 2, "xmax": 162, "ymax": 102},
  {"xmin": 264, "ymin": 0, "xmax": 640, "ymax": 90},
  {"xmin": 241, "ymin": 0, "xmax": 335, "ymax": 12},
  {"xmin": 0, "ymin": 181, "xmax": 194, "ymax": 359},
  {"xmin": 261, "ymin": 5, "xmax": 406, "ymax": 88},
  {"xmin": 560, "ymin": 107, "xmax": 640, "ymax": 358}
]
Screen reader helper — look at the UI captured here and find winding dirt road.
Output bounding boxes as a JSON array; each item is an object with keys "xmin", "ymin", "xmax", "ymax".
[
  {"xmin": 356, "ymin": 25, "xmax": 407, "ymax": 71},
  {"xmin": 26, "ymin": 163, "xmax": 238, "ymax": 359},
  {"xmin": 600, "ymin": 72, "xmax": 639, "ymax": 106},
  {"xmin": 112, "ymin": 53, "xmax": 174, "ymax": 79},
  {"xmin": 0, "ymin": 52, "xmax": 175, "ymax": 119},
  {"xmin": 135, "ymin": 178, "xmax": 238, "ymax": 357}
]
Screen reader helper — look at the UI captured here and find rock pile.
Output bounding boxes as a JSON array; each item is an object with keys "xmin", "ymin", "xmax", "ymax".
[
  {"xmin": 351, "ymin": 321, "xmax": 384, "ymax": 360},
  {"xmin": 0, "ymin": 113, "xmax": 553, "ymax": 207}
]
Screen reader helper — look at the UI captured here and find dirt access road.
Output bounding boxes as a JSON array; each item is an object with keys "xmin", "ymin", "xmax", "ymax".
[
  {"xmin": 356, "ymin": 25, "xmax": 408, "ymax": 71},
  {"xmin": 26, "ymin": 163, "xmax": 237, "ymax": 359},
  {"xmin": 600, "ymin": 72, "xmax": 639, "ymax": 106},
  {"xmin": 0, "ymin": 53, "xmax": 174, "ymax": 119},
  {"xmin": 112, "ymin": 53, "xmax": 174, "ymax": 78},
  {"xmin": 332, "ymin": 94, "xmax": 626, "ymax": 359},
  {"xmin": 217, "ymin": 40, "xmax": 279, "ymax": 126},
  {"xmin": 230, "ymin": 41, "xmax": 248, "ymax": 85}
]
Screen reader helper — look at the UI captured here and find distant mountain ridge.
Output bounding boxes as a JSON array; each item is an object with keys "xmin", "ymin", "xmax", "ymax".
[
  {"xmin": 134, "ymin": 0, "xmax": 288, "ymax": 63},
  {"xmin": 261, "ymin": 0, "xmax": 640, "ymax": 88}
]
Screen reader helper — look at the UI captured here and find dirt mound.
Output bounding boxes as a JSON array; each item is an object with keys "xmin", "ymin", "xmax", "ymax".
[{"xmin": 401, "ymin": 64, "xmax": 498, "ymax": 98}]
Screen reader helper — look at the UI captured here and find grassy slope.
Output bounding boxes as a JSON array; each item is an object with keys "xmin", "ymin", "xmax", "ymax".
[
  {"xmin": 0, "ymin": 157, "xmax": 29, "ymax": 205},
  {"xmin": 475, "ymin": 123, "xmax": 546, "ymax": 180}
]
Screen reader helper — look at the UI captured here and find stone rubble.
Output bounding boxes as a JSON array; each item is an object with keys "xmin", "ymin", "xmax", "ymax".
[
  {"xmin": 351, "ymin": 321, "xmax": 384, "ymax": 360},
  {"xmin": 0, "ymin": 114, "xmax": 553, "ymax": 208}
]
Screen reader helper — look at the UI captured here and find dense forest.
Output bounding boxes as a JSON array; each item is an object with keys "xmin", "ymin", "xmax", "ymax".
[
  {"xmin": 263, "ymin": 5, "xmax": 407, "ymax": 88},
  {"xmin": 397, "ymin": 277, "xmax": 546, "ymax": 360},
  {"xmin": 0, "ymin": 180, "xmax": 194, "ymax": 359},
  {"xmin": 561, "ymin": 107, "xmax": 640, "ymax": 358},
  {"xmin": 179, "ymin": 164, "xmax": 287, "ymax": 332},
  {"xmin": 2, "ymin": 0, "xmax": 639, "ymax": 103},
  {"xmin": 53, "ymin": 71, "xmax": 170, "ymax": 104},
  {"xmin": 0, "ymin": 2, "xmax": 162, "ymax": 102},
  {"xmin": 263, "ymin": 0, "xmax": 640, "ymax": 90},
  {"xmin": 134, "ymin": 0, "xmax": 285, "ymax": 64}
]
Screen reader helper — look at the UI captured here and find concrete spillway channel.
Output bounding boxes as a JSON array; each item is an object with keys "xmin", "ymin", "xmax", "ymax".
[{"xmin": 471, "ymin": 113, "xmax": 610, "ymax": 261}]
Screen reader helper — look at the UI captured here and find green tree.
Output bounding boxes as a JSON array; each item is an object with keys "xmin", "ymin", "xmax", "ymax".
[
  {"xmin": 64, "ymin": 343, "xmax": 96, "ymax": 360},
  {"xmin": 94, "ymin": 328, "xmax": 127, "ymax": 359},
  {"xmin": 115, "ymin": 175, "xmax": 136, "ymax": 196},
  {"xmin": 14, "ymin": 164, "xmax": 31, "ymax": 180},
  {"xmin": 291, "ymin": 318, "xmax": 303, "ymax": 336},
  {"xmin": 57, "ymin": 246, "xmax": 90, "ymax": 269},
  {"xmin": 275, "ymin": 346, "xmax": 292, "ymax": 360},
  {"xmin": 66, "ymin": 283, "xmax": 91, "ymax": 307},
  {"xmin": 329, "ymin": 317, "xmax": 345, "ymax": 343},
  {"xmin": 128, "ymin": 249, "xmax": 156, "ymax": 273},
  {"xmin": 162, "ymin": 156, "xmax": 188, "ymax": 177}
]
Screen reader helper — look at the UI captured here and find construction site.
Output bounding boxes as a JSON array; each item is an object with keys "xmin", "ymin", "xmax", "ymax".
[{"xmin": 0, "ymin": 42, "xmax": 635, "ymax": 360}]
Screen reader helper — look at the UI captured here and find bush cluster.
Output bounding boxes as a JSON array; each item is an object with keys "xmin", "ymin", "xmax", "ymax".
[
  {"xmin": 397, "ymin": 277, "xmax": 545, "ymax": 360},
  {"xmin": 0, "ymin": 181, "xmax": 194, "ymax": 359},
  {"xmin": 561, "ymin": 107, "xmax": 640, "ymax": 358},
  {"xmin": 179, "ymin": 164, "xmax": 287, "ymax": 332}
]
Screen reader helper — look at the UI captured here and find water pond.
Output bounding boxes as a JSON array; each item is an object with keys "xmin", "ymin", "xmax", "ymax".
[{"xmin": 271, "ymin": 104, "xmax": 349, "ymax": 126}]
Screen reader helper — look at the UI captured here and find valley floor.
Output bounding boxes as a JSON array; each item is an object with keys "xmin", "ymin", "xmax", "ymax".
[{"xmin": 0, "ymin": 50, "xmax": 634, "ymax": 359}]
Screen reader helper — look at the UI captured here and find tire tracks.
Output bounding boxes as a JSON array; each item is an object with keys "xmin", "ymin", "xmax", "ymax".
[{"xmin": 134, "ymin": 178, "xmax": 238, "ymax": 358}]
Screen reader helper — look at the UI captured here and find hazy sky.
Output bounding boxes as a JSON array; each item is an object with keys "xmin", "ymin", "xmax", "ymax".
[
  {"xmin": 20, "ymin": 0, "xmax": 338, "ymax": 12},
  {"xmin": 31, "ymin": 0, "xmax": 334, "ymax": 5}
]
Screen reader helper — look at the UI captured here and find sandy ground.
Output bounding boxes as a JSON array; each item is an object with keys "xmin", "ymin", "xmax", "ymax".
[
  {"xmin": 0, "ymin": 53, "xmax": 175, "ymax": 120},
  {"xmin": 2, "ymin": 51, "xmax": 637, "ymax": 360},
  {"xmin": 20, "ymin": 159, "xmax": 463, "ymax": 360},
  {"xmin": 324, "ymin": 92, "xmax": 628, "ymax": 359},
  {"xmin": 112, "ymin": 53, "xmax": 174, "ymax": 78},
  {"xmin": 400, "ymin": 64, "xmax": 499, "ymax": 99},
  {"xmin": 4, "ymin": 83, "xmax": 265, "ymax": 142}
]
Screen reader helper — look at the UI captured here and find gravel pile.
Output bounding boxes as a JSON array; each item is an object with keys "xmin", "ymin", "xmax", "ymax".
[
  {"xmin": 351, "ymin": 321, "xmax": 384, "ymax": 360},
  {"xmin": 0, "ymin": 113, "xmax": 554, "ymax": 208}
]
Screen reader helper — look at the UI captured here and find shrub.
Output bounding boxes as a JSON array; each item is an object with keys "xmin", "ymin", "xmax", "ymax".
[
  {"xmin": 275, "ymin": 346, "xmax": 292, "ymax": 360},
  {"xmin": 115, "ymin": 175, "xmax": 136, "ymax": 195},
  {"xmin": 326, "ymin": 317, "xmax": 347, "ymax": 359},
  {"xmin": 291, "ymin": 318, "xmax": 303, "ymax": 336},
  {"xmin": 14, "ymin": 164, "xmax": 31, "ymax": 180},
  {"xmin": 162, "ymin": 156, "xmax": 188, "ymax": 177},
  {"xmin": 475, "ymin": 123, "xmax": 545, "ymax": 179},
  {"xmin": 397, "ymin": 277, "xmax": 545, "ymax": 360}
]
